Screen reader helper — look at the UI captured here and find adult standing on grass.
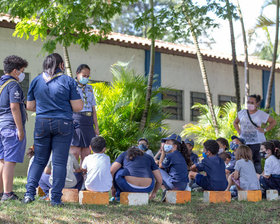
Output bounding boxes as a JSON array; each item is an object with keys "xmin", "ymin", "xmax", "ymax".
[
  {"xmin": 233, "ymin": 94, "xmax": 276, "ymax": 174},
  {"xmin": 22, "ymin": 53, "xmax": 83, "ymax": 206},
  {"xmin": 0, "ymin": 55, "xmax": 28, "ymax": 201},
  {"xmin": 70, "ymin": 64, "xmax": 99, "ymax": 164}
]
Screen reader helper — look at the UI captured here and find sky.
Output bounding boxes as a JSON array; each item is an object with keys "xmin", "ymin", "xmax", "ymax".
[{"xmin": 209, "ymin": 0, "xmax": 275, "ymax": 56}]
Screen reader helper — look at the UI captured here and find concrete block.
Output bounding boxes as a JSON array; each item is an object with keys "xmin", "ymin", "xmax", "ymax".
[
  {"xmin": 166, "ymin": 191, "xmax": 191, "ymax": 204},
  {"xmin": 120, "ymin": 192, "xmax": 149, "ymax": 205},
  {"xmin": 203, "ymin": 191, "xmax": 231, "ymax": 203},
  {"xmin": 61, "ymin": 189, "xmax": 79, "ymax": 203},
  {"xmin": 79, "ymin": 191, "xmax": 109, "ymax": 205},
  {"xmin": 238, "ymin": 190, "xmax": 262, "ymax": 202},
  {"xmin": 266, "ymin": 190, "xmax": 279, "ymax": 201}
]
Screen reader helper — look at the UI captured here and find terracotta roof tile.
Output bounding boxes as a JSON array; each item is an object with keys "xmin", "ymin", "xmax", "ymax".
[{"xmin": 0, "ymin": 14, "xmax": 279, "ymax": 71}]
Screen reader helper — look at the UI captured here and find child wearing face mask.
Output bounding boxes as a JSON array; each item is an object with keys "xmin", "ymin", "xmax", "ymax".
[
  {"xmin": 158, "ymin": 134, "xmax": 191, "ymax": 195},
  {"xmin": 189, "ymin": 140, "xmax": 228, "ymax": 191},
  {"xmin": 216, "ymin": 137, "xmax": 229, "ymax": 154},
  {"xmin": 137, "ymin": 138, "xmax": 154, "ymax": 157},
  {"xmin": 259, "ymin": 141, "xmax": 280, "ymax": 194}
]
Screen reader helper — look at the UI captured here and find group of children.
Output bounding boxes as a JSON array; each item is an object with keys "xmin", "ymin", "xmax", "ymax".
[{"xmin": 27, "ymin": 133, "xmax": 280, "ymax": 201}]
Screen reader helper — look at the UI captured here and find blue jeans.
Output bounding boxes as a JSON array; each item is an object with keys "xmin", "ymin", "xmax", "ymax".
[
  {"xmin": 25, "ymin": 118, "xmax": 73, "ymax": 203},
  {"xmin": 39, "ymin": 172, "xmax": 84, "ymax": 195},
  {"xmin": 113, "ymin": 168, "xmax": 155, "ymax": 198},
  {"xmin": 160, "ymin": 169, "xmax": 188, "ymax": 190}
]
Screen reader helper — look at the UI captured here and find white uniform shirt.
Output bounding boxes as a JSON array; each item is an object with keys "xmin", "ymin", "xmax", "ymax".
[
  {"xmin": 82, "ymin": 153, "xmax": 112, "ymax": 192},
  {"xmin": 238, "ymin": 109, "xmax": 269, "ymax": 144},
  {"xmin": 264, "ymin": 155, "xmax": 280, "ymax": 176}
]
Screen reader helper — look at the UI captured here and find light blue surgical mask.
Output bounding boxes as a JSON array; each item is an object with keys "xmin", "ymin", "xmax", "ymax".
[
  {"xmin": 79, "ymin": 77, "xmax": 89, "ymax": 85},
  {"xmin": 230, "ymin": 142, "xmax": 239, "ymax": 150},
  {"xmin": 138, "ymin": 144, "xmax": 148, "ymax": 151},
  {"xmin": 164, "ymin": 144, "xmax": 173, "ymax": 153}
]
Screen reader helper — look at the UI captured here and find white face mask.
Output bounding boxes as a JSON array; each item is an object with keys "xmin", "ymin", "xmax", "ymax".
[
  {"xmin": 218, "ymin": 148, "xmax": 224, "ymax": 154},
  {"xmin": 247, "ymin": 103, "xmax": 256, "ymax": 111},
  {"xmin": 18, "ymin": 72, "xmax": 25, "ymax": 82}
]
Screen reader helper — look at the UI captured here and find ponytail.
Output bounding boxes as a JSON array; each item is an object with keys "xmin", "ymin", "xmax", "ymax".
[
  {"xmin": 173, "ymin": 140, "xmax": 192, "ymax": 169},
  {"xmin": 126, "ymin": 146, "xmax": 144, "ymax": 161},
  {"xmin": 43, "ymin": 53, "xmax": 64, "ymax": 76}
]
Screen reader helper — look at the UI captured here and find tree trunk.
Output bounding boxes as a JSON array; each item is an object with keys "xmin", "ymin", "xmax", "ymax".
[
  {"xmin": 140, "ymin": 0, "xmax": 155, "ymax": 130},
  {"xmin": 188, "ymin": 20, "xmax": 219, "ymax": 136},
  {"xmin": 226, "ymin": 0, "xmax": 241, "ymax": 111},
  {"xmin": 265, "ymin": 0, "xmax": 279, "ymax": 109},
  {"xmin": 63, "ymin": 46, "xmax": 73, "ymax": 77},
  {"xmin": 236, "ymin": 0, "xmax": 249, "ymax": 105}
]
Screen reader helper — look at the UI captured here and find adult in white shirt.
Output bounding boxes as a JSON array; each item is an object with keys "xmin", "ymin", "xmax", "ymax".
[
  {"xmin": 233, "ymin": 94, "xmax": 276, "ymax": 174},
  {"xmin": 81, "ymin": 136, "xmax": 112, "ymax": 192}
]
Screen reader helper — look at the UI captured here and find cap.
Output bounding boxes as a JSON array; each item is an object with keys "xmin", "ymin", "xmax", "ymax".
[
  {"xmin": 161, "ymin": 134, "xmax": 182, "ymax": 144},
  {"xmin": 184, "ymin": 138, "xmax": 194, "ymax": 146},
  {"xmin": 231, "ymin": 136, "xmax": 246, "ymax": 145}
]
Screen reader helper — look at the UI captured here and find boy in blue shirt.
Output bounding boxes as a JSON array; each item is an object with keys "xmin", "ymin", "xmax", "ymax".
[
  {"xmin": 0, "ymin": 55, "xmax": 28, "ymax": 201},
  {"xmin": 189, "ymin": 140, "xmax": 228, "ymax": 191}
]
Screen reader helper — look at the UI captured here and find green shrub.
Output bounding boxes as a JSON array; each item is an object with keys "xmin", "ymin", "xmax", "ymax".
[{"xmin": 91, "ymin": 62, "xmax": 170, "ymax": 160}]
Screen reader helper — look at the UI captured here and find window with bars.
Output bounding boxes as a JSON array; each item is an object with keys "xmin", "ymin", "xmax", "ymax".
[
  {"xmin": 0, "ymin": 70, "xmax": 30, "ymax": 100},
  {"xmin": 190, "ymin": 92, "xmax": 206, "ymax": 121},
  {"xmin": 218, "ymin": 95, "xmax": 237, "ymax": 106},
  {"xmin": 162, "ymin": 89, "xmax": 183, "ymax": 120}
]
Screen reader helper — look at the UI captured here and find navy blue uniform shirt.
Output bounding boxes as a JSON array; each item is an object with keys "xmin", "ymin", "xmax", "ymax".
[
  {"xmin": 196, "ymin": 155, "xmax": 228, "ymax": 190},
  {"xmin": 115, "ymin": 151, "xmax": 158, "ymax": 178},
  {"xmin": 162, "ymin": 150, "xmax": 189, "ymax": 183},
  {"xmin": 0, "ymin": 75, "xmax": 26, "ymax": 130},
  {"xmin": 190, "ymin": 152, "xmax": 199, "ymax": 164},
  {"xmin": 27, "ymin": 73, "xmax": 81, "ymax": 120}
]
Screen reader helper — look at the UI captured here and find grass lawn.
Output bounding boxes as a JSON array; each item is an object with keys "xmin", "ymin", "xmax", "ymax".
[{"xmin": 0, "ymin": 177, "xmax": 279, "ymax": 224}]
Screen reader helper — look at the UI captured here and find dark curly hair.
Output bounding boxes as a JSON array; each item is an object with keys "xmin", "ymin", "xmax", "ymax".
[
  {"xmin": 90, "ymin": 136, "xmax": 106, "ymax": 153},
  {"xmin": 3, "ymin": 55, "xmax": 28, "ymax": 74},
  {"xmin": 249, "ymin": 94, "xmax": 262, "ymax": 103},
  {"xmin": 204, "ymin": 140, "xmax": 219, "ymax": 155},
  {"xmin": 126, "ymin": 146, "xmax": 144, "ymax": 161}
]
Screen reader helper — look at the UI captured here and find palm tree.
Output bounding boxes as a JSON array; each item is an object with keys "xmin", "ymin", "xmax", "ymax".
[
  {"xmin": 225, "ymin": 0, "xmax": 241, "ymax": 111},
  {"xmin": 236, "ymin": 0, "xmax": 250, "ymax": 103},
  {"xmin": 263, "ymin": 0, "xmax": 279, "ymax": 109},
  {"xmin": 63, "ymin": 46, "xmax": 73, "ymax": 77},
  {"xmin": 187, "ymin": 19, "xmax": 219, "ymax": 135},
  {"xmin": 140, "ymin": 0, "xmax": 155, "ymax": 130}
]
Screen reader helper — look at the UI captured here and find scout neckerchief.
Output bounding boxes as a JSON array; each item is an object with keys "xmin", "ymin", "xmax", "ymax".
[
  {"xmin": 0, "ymin": 78, "xmax": 28, "ymax": 120},
  {"xmin": 77, "ymin": 81, "xmax": 88, "ymax": 108},
  {"xmin": 42, "ymin": 72, "xmax": 63, "ymax": 83},
  {"xmin": 0, "ymin": 79, "xmax": 18, "ymax": 95}
]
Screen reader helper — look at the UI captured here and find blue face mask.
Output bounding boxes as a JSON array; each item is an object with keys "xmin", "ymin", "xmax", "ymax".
[
  {"xmin": 79, "ymin": 77, "xmax": 89, "ymax": 85},
  {"xmin": 138, "ymin": 144, "xmax": 148, "ymax": 151},
  {"xmin": 164, "ymin": 144, "xmax": 173, "ymax": 153},
  {"xmin": 230, "ymin": 142, "xmax": 239, "ymax": 150},
  {"xmin": 202, "ymin": 152, "xmax": 207, "ymax": 158}
]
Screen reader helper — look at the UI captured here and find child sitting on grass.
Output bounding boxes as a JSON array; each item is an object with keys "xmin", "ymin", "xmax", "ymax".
[
  {"xmin": 258, "ymin": 141, "xmax": 280, "ymax": 194},
  {"xmin": 81, "ymin": 136, "xmax": 112, "ymax": 192},
  {"xmin": 189, "ymin": 140, "xmax": 228, "ymax": 191},
  {"xmin": 226, "ymin": 145, "xmax": 260, "ymax": 192}
]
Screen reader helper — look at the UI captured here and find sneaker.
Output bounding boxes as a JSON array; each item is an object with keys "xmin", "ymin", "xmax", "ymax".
[
  {"xmin": 1, "ymin": 192, "xmax": 19, "ymax": 201},
  {"xmin": 161, "ymin": 189, "xmax": 167, "ymax": 202},
  {"xmin": 109, "ymin": 196, "xmax": 120, "ymax": 202},
  {"xmin": 22, "ymin": 196, "xmax": 34, "ymax": 204}
]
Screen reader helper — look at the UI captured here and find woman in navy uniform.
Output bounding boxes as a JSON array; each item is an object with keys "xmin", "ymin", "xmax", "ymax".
[
  {"xmin": 22, "ymin": 53, "xmax": 83, "ymax": 206},
  {"xmin": 70, "ymin": 64, "xmax": 99, "ymax": 164}
]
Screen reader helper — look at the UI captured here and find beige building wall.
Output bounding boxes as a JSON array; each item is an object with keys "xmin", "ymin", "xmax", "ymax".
[{"xmin": 0, "ymin": 26, "xmax": 278, "ymax": 175}]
